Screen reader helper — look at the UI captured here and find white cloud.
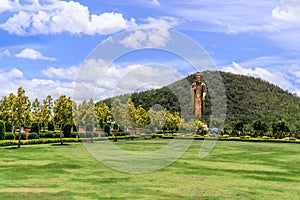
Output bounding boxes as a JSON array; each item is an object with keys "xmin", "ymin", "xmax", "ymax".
[
  {"xmin": 0, "ymin": 68, "xmax": 74, "ymax": 101},
  {"xmin": 141, "ymin": 16, "xmax": 179, "ymax": 29},
  {"xmin": 119, "ymin": 29, "xmax": 171, "ymax": 48},
  {"xmin": 222, "ymin": 62, "xmax": 295, "ymax": 93},
  {"xmin": 0, "ymin": 0, "xmax": 178, "ymax": 35},
  {"xmin": 150, "ymin": 0, "xmax": 160, "ymax": 7},
  {"xmin": 74, "ymin": 58, "xmax": 182, "ymax": 101},
  {"xmin": 272, "ymin": 0, "xmax": 300, "ymax": 22},
  {"xmin": 42, "ymin": 66, "xmax": 80, "ymax": 80},
  {"xmin": 0, "ymin": 0, "xmax": 12, "ymax": 14},
  {"xmin": 0, "ymin": 68, "xmax": 23, "ymax": 80},
  {"xmin": 15, "ymin": 48, "xmax": 56, "ymax": 61},
  {"xmin": 166, "ymin": 1, "xmax": 278, "ymax": 33},
  {"xmin": 0, "ymin": 1, "xmax": 136, "ymax": 35}
]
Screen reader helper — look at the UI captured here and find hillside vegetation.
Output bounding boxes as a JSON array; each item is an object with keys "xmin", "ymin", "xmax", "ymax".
[{"xmin": 104, "ymin": 71, "xmax": 300, "ymax": 128}]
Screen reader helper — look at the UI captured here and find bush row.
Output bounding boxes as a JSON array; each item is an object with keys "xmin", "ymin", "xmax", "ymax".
[
  {"xmin": 1, "ymin": 131, "xmax": 102, "ymax": 140},
  {"xmin": 0, "ymin": 138, "xmax": 82, "ymax": 146}
]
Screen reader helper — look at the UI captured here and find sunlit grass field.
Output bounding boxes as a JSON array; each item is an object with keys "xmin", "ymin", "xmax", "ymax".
[{"xmin": 0, "ymin": 139, "xmax": 299, "ymax": 199}]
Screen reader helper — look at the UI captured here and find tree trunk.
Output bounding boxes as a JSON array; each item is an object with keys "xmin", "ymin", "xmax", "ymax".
[{"xmin": 17, "ymin": 124, "xmax": 21, "ymax": 148}]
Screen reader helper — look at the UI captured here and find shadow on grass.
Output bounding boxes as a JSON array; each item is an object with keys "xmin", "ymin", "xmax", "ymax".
[
  {"xmin": 5, "ymin": 146, "xmax": 19, "ymax": 150},
  {"xmin": 51, "ymin": 143, "xmax": 71, "ymax": 146}
]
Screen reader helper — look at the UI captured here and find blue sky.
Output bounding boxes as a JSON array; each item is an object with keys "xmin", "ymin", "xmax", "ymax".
[{"xmin": 1, "ymin": 0, "xmax": 300, "ymax": 101}]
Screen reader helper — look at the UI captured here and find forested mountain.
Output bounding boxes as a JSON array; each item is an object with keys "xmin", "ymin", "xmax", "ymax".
[{"xmin": 103, "ymin": 71, "xmax": 300, "ymax": 128}]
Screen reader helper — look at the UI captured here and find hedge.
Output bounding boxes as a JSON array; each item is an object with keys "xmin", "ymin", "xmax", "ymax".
[
  {"xmin": 4, "ymin": 133, "xmax": 15, "ymax": 140},
  {"xmin": 31, "ymin": 122, "xmax": 40, "ymax": 134},
  {"xmin": 28, "ymin": 132, "xmax": 39, "ymax": 139},
  {"xmin": 0, "ymin": 138, "xmax": 82, "ymax": 146}
]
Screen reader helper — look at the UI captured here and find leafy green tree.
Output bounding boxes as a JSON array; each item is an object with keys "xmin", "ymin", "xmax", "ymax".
[
  {"xmin": 15, "ymin": 87, "xmax": 31, "ymax": 148},
  {"xmin": 164, "ymin": 110, "xmax": 182, "ymax": 134},
  {"xmin": 111, "ymin": 98, "xmax": 131, "ymax": 132},
  {"xmin": 95, "ymin": 101, "xmax": 111, "ymax": 129},
  {"xmin": 76, "ymin": 99, "xmax": 97, "ymax": 131},
  {"xmin": 0, "ymin": 96, "xmax": 8, "ymax": 121},
  {"xmin": 127, "ymin": 98, "xmax": 137, "ymax": 130},
  {"xmin": 134, "ymin": 105, "xmax": 150, "ymax": 128},
  {"xmin": 40, "ymin": 95, "xmax": 53, "ymax": 132},
  {"xmin": 31, "ymin": 122, "xmax": 40, "ymax": 134},
  {"xmin": 253, "ymin": 120, "xmax": 268, "ymax": 137},
  {"xmin": 181, "ymin": 119, "xmax": 198, "ymax": 133},
  {"xmin": 2, "ymin": 93, "xmax": 18, "ymax": 134},
  {"xmin": 147, "ymin": 107, "xmax": 166, "ymax": 132},
  {"xmin": 53, "ymin": 95, "xmax": 74, "ymax": 144},
  {"xmin": 272, "ymin": 120, "xmax": 289, "ymax": 139},
  {"xmin": 232, "ymin": 120, "xmax": 244, "ymax": 136},
  {"xmin": 31, "ymin": 98, "xmax": 41, "ymax": 123}
]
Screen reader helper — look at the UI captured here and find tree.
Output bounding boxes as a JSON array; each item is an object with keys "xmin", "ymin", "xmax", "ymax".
[
  {"xmin": 95, "ymin": 101, "xmax": 111, "ymax": 129},
  {"xmin": 232, "ymin": 120, "xmax": 244, "ymax": 136},
  {"xmin": 127, "ymin": 97, "xmax": 137, "ymax": 130},
  {"xmin": 272, "ymin": 120, "xmax": 289, "ymax": 139},
  {"xmin": 147, "ymin": 107, "xmax": 166, "ymax": 132},
  {"xmin": 253, "ymin": 120, "xmax": 268, "ymax": 137},
  {"xmin": 164, "ymin": 110, "xmax": 182, "ymax": 134},
  {"xmin": 15, "ymin": 87, "xmax": 31, "ymax": 148},
  {"xmin": 0, "ymin": 96, "xmax": 8, "ymax": 121},
  {"xmin": 75, "ymin": 99, "xmax": 97, "ymax": 139},
  {"xmin": 1, "ymin": 93, "xmax": 18, "ymax": 134},
  {"xmin": 40, "ymin": 95, "xmax": 53, "ymax": 132},
  {"xmin": 134, "ymin": 105, "xmax": 150, "ymax": 128},
  {"xmin": 53, "ymin": 95, "xmax": 74, "ymax": 145},
  {"xmin": 181, "ymin": 119, "xmax": 198, "ymax": 133},
  {"xmin": 111, "ymin": 98, "xmax": 131, "ymax": 132},
  {"xmin": 31, "ymin": 98, "xmax": 41, "ymax": 123}
]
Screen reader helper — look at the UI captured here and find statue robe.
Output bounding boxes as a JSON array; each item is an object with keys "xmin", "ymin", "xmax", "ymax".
[{"xmin": 190, "ymin": 81, "xmax": 206, "ymax": 119}]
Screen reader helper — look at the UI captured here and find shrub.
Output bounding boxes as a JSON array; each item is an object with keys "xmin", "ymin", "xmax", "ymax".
[
  {"xmin": 104, "ymin": 125, "xmax": 111, "ymax": 135},
  {"xmin": 0, "ymin": 120, "xmax": 5, "ymax": 140},
  {"xmin": 48, "ymin": 123, "xmax": 55, "ymax": 131},
  {"xmin": 15, "ymin": 133, "xmax": 26, "ymax": 140},
  {"xmin": 85, "ymin": 132, "xmax": 94, "ymax": 138},
  {"xmin": 117, "ymin": 132, "xmax": 127, "ymax": 136},
  {"xmin": 5, "ymin": 123, "xmax": 12, "ymax": 132},
  {"xmin": 54, "ymin": 132, "xmax": 63, "ymax": 138},
  {"xmin": 78, "ymin": 132, "xmax": 86, "ymax": 138},
  {"xmin": 41, "ymin": 131, "xmax": 54, "ymax": 138},
  {"xmin": 4, "ymin": 132, "xmax": 15, "ymax": 140},
  {"xmin": 63, "ymin": 123, "xmax": 73, "ymax": 138},
  {"xmin": 28, "ymin": 132, "xmax": 39, "ymax": 139},
  {"xmin": 31, "ymin": 122, "xmax": 40, "ymax": 134},
  {"xmin": 70, "ymin": 132, "xmax": 78, "ymax": 138},
  {"xmin": 100, "ymin": 132, "xmax": 107, "ymax": 137}
]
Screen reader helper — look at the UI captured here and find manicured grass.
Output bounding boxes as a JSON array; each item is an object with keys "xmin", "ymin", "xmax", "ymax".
[{"xmin": 0, "ymin": 139, "xmax": 299, "ymax": 199}]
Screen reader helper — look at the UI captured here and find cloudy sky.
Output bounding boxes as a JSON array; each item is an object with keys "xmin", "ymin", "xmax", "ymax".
[{"xmin": 1, "ymin": 0, "xmax": 300, "ymax": 101}]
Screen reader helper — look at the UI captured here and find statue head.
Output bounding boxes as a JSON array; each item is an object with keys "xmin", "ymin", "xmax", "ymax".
[{"xmin": 195, "ymin": 72, "xmax": 201, "ymax": 82}]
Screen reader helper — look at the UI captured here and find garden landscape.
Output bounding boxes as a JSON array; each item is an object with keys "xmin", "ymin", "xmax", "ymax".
[
  {"xmin": 1, "ymin": 0, "xmax": 300, "ymax": 199},
  {"xmin": 0, "ymin": 72, "xmax": 300, "ymax": 199}
]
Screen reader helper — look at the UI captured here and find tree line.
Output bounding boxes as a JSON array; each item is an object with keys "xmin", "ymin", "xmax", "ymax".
[{"xmin": 0, "ymin": 87, "xmax": 201, "ymax": 147}]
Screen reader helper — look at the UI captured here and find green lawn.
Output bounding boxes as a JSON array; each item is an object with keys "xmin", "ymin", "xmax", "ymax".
[{"xmin": 0, "ymin": 139, "xmax": 299, "ymax": 199}]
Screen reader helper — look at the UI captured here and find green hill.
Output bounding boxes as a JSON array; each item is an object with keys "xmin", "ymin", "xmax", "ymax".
[{"xmin": 104, "ymin": 71, "xmax": 300, "ymax": 128}]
